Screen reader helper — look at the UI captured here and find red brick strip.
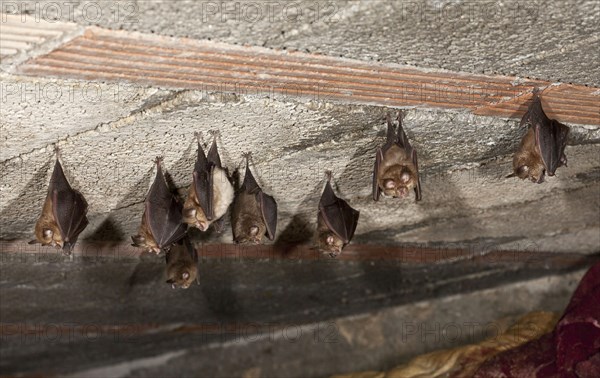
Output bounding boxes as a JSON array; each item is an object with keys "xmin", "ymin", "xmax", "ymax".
[{"xmin": 18, "ymin": 27, "xmax": 599, "ymax": 125}]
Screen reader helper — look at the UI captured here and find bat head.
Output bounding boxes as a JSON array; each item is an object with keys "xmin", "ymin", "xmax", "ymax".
[
  {"xmin": 36, "ymin": 227, "xmax": 56, "ymax": 246},
  {"xmin": 318, "ymin": 232, "xmax": 344, "ymax": 258},
  {"xmin": 513, "ymin": 157, "xmax": 546, "ymax": 184},
  {"xmin": 166, "ymin": 265, "xmax": 197, "ymax": 289},
  {"xmin": 381, "ymin": 166, "xmax": 417, "ymax": 198},
  {"xmin": 131, "ymin": 235, "xmax": 161, "ymax": 254},
  {"xmin": 234, "ymin": 221, "xmax": 266, "ymax": 244},
  {"xmin": 183, "ymin": 205, "xmax": 209, "ymax": 231}
]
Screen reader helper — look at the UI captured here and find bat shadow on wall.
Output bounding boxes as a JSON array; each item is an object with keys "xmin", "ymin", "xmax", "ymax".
[
  {"xmin": 274, "ymin": 179, "xmax": 324, "ymax": 255},
  {"xmin": 199, "ymin": 259, "xmax": 243, "ymax": 320},
  {"xmin": 0, "ymin": 158, "xmax": 52, "ymax": 240}
]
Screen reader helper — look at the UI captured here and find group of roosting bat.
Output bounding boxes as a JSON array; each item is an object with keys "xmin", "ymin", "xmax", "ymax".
[{"xmin": 30, "ymin": 91, "xmax": 569, "ymax": 288}]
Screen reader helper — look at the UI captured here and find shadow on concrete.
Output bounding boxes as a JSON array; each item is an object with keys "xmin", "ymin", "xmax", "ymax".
[
  {"xmin": 0, "ymin": 158, "xmax": 52, "ymax": 239},
  {"xmin": 199, "ymin": 261, "xmax": 243, "ymax": 320},
  {"xmin": 274, "ymin": 179, "xmax": 323, "ymax": 255}
]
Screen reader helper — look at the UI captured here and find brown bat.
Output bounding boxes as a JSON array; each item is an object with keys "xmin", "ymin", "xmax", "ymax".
[
  {"xmin": 131, "ymin": 157, "xmax": 187, "ymax": 254},
  {"xmin": 232, "ymin": 153, "xmax": 277, "ymax": 244},
  {"xmin": 317, "ymin": 172, "xmax": 360, "ymax": 258},
  {"xmin": 511, "ymin": 91, "xmax": 570, "ymax": 183},
  {"xmin": 373, "ymin": 112, "xmax": 422, "ymax": 201},
  {"xmin": 183, "ymin": 132, "xmax": 234, "ymax": 232},
  {"xmin": 165, "ymin": 236, "xmax": 198, "ymax": 289},
  {"xmin": 29, "ymin": 147, "xmax": 89, "ymax": 254}
]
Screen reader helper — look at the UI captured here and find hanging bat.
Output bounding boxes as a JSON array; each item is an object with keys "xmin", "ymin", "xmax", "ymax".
[
  {"xmin": 317, "ymin": 172, "xmax": 360, "ymax": 258},
  {"xmin": 131, "ymin": 157, "xmax": 187, "ymax": 254},
  {"xmin": 165, "ymin": 236, "xmax": 198, "ymax": 289},
  {"xmin": 511, "ymin": 91, "xmax": 570, "ymax": 183},
  {"xmin": 232, "ymin": 153, "xmax": 277, "ymax": 244},
  {"xmin": 29, "ymin": 147, "xmax": 88, "ymax": 254},
  {"xmin": 373, "ymin": 112, "xmax": 422, "ymax": 201},
  {"xmin": 183, "ymin": 132, "xmax": 234, "ymax": 232}
]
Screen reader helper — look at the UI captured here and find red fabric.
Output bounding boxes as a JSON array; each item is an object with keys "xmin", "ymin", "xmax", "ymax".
[{"xmin": 475, "ymin": 262, "xmax": 600, "ymax": 377}]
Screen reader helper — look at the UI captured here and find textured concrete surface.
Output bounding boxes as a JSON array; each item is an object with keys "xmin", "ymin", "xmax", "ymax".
[
  {"xmin": 0, "ymin": 2, "xmax": 599, "ymax": 377},
  {"xmin": 1, "ymin": 89, "xmax": 599, "ymax": 252},
  {"xmin": 3, "ymin": 1, "xmax": 598, "ymax": 85},
  {"xmin": 0, "ymin": 251, "xmax": 596, "ymax": 377}
]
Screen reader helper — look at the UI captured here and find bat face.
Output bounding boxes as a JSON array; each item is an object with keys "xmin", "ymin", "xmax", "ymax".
[
  {"xmin": 317, "ymin": 173, "xmax": 359, "ymax": 258},
  {"xmin": 33, "ymin": 196, "xmax": 63, "ymax": 248},
  {"xmin": 513, "ymin": 127, "xmax": 546, "ymax": 183},
  {"xmin": 131, "ymin": 211, "xmax": 161, "ymax": 254},
  {"xmin": 131, "ymin": 157, "xmax": 187, "ymax": 254},
  {"xmin": 232, "ymin": 193, "xmax": 268, "ymax": 244},
  {"xmin": 378, "ymin": 158, "xmax": 419, "ymax": 198},
  {"xmin": 231, "ymin": 155, "xmax": 277, "ymax": 244},
  {"xmin": 373, "ymin": 113, "xmax": 422, "ymax": 201},
  {"xmin": 317, "ymin": 213, "xmax": 345, "ymax": 258},
  {"xmin": 31, "ymin": 149, "xmax": 89, "ymax": 254},
  {"xmin": 512, "ymin": 92, "xmax": 570, "ymax": 183},
  {"xmin": 183, "ymin": 133, "xmax": 234, "ymax": 232},
  {"xmin": 165, "ymin": 237, "xmax": 198, "ymax": 289},
  {"xmin": 183, "ymin": 185, "xmax": 209, "ymax": 231}
]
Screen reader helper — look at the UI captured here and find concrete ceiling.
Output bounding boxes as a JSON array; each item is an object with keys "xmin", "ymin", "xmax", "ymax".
[{"xmin": 1, "ymin": 1, "xmax": 599, "ymax": 254}]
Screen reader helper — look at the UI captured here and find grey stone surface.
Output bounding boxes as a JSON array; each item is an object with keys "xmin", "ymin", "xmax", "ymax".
[
  {"xmin": 0, "ymin": 251, "xmax": 595, "ymax": 377},
  {"xmin": 1, "ymin": 2, "xmax": 599, "ymax": 376},
  {"xmin": 4, "ymin": 0, "xmax": 598, "ymax": 85},
  {"xmin": 1, "ymin": 89, "xmax": 599, "ymax": 253}
]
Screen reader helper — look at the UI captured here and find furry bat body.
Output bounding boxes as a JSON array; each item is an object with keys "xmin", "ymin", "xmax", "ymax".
[
  {"xmin": 317, "ymin": 172, "xmax": 359, "ymax": 258},
  {"xmin": 30, "ymin": 147, "xmax": 88, "ymax": 254},
  {"xmin": 232, "ymin": 154, "xmax": 277, "ymax": 244},
  {"xmin": 183, "ymin": 132, "xmax": 234, "ymax": 232},
  {"xmin": 373, "ymin": 112, "xmax": 422, "ymax": 201},
  {"xmin": 165, "ymin": 236, "xmax": 198, "ymax": 289},
  {"xmin": 131, "ymin": 157, "xmax": 187, "ymax": 254},
  {"xmin": 512, "ymin": 92, "xmax": 570, "ymax": 183}
]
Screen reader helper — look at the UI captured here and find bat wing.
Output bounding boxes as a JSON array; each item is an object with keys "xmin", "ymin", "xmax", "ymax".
[
  {"xmin": 193, "ymin": 143, "xmax": 214, "ymax": 220},
  {"xmin": 520, "ymin": 93, "xmax": 550, "ymax": 128},
  {"xmin": 49, "ymin": 160, "xmax": 89, "ymax": 246},
  {"xmin": 411, "ymin": 149, "xmax": 422, "ymax": 201},
  {"xmin": 396, "ymin": 113, "xmax": 422, "ymax": 201},
  {"xmin": 373, "ymin": 148, "xmax": 383, "ymax": 201},
  {"xmin": 374, "ymin": 113, "xmax": 403, "ymax": 201},
  {"xmin": 182, "ymin": 236, "xmax": 198, "ymax": 263},
  {"xmin": 242, "ymin": 162, "xmax": 261, "ymax": 193},
  {"xmin": 207, "ymin": 138, "xmax": 222, "ymax": 168},
  {"xmin": 383, "ymin": 112, "xmax": 397, "ymax": 152},
  {"xmin": 536, "ymin": 119, "xmax": 570, "ymax": 175},
  {"xmin": 146, "ymin": 164, "xmax": 187, "ymax": 249},
  {"xmin": 257, "ymin": 191, "xmax": 277, "ymax": 240},
  {"xmin": 319, "ymin": 181, "xmax": 359, "ymax": 243}
]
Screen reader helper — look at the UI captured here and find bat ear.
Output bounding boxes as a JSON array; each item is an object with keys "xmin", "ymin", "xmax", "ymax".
[
  {"xmin": 131, "ymin": 235, "xmax": 145, "ymax": 246},
  {"xmin": 184, "ymin": 208, "xmax": 196, "ymax": 218},
  {"xmin": 182, "ymin": 272, "xmax": 190, "ymax": 280},
  {"xmin": 166, "ymin": 279, "xmax": 174, "ymax": 284},
  {"xmin": 505, "ymin": 173, "xmax": 516, "ymax": 178}
]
